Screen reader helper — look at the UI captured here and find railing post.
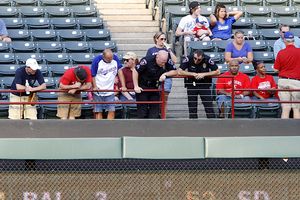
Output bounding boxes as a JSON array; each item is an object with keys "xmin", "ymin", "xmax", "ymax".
[
  {"xmin": 161, "ymin": 81, "xmax": 166, "ymax": 119},
  {"xmin": 231, "ymin": 76, "xmax": 235, "ymax": 119}
]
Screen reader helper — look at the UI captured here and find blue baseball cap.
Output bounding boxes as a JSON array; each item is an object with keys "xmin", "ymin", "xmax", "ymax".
[
  {"xmin": 195, "ymin": 18, "xmax": 205, "ymax": 24},
  {"xmin": 284, "ymin": 31, "xmax": 294, "ymax": 39}
]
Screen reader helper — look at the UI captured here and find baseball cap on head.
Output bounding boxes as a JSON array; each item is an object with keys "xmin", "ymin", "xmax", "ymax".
[
  {"xmin": 74, "ymin": 66, "xmax": 87, "ymax": 82},
  {"xmin": 123, "ymin": 52, "xmax": 137, "ymax": 60},
  {"xmin": 284, "ymin": 31, "xmax": 294, "ymax": 40},
  {"xmin": 25, "ymin": 58, "xmax": 41, "ymax": 71},
  {"xmin": 189, "ymin": 1, "xmax": 200, "ymax": 10},
  {"xmin": 196, "ymin": 18, "xmax": 205, "ymax": 24}
]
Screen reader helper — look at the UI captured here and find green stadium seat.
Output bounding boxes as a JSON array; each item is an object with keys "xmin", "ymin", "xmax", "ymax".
[
  {"xmin": 18, "ymin": 6, "xmax": 45, "ymax": 18},
  {"xmin": 37, "ymin": 42, "xmax": 63, "ymax": 53},
  {"xmin": 2, "ymin": 18, "xmax": 24, "ymax": 29},
  {"xmin": 11, "ymin": 41, "xmax": 36, "ymax": 53},
  {"xmin": 272, "ymin": 6, "xmax": 297, "ymax": 17},
  {"xmin": 0, "ymin": 7, "xmax": 18, "ymax": 18},
  {"xmin": 45, "ymin": 6, "xmax": 71, "ymax": 18}
]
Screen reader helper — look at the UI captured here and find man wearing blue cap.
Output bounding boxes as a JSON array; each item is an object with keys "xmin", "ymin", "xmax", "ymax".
[
  {"xmin": 274, "ymin": 31, "xmax": 300, "ymax": 119},
  {"xmin": 274, "ymin": 24, "xmax": 300, "ymax": 58}
]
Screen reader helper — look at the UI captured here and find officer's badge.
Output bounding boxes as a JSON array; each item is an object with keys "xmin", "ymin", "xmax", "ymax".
[{"xmin": 203, "ymin": 63, "xmax": 207, "ymax": 69}]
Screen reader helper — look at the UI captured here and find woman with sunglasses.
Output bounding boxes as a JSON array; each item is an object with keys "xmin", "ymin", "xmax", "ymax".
[{"xmin": 146, "ymin": 31, "xmax": 177, "ymax": 115}]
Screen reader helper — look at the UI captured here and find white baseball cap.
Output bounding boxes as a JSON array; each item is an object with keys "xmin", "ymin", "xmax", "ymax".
[{"xmin": 25, "ymin": 58, "xmax": 41, "ymax": 70}]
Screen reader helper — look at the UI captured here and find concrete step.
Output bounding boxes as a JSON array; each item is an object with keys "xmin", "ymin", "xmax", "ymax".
[
  {"xmin": 100, "ymin": 9, "xmax": 151, "ymax": 15},
  {"xmin": 107, "ymin": 21, "xmax": 159, "ymax": 27},
  {"xmin": 96, "ymin": 4, "xmax": 145, "ymax": 9},
  {"xmin": 117, "ymin": 43, "xmax": 154, "ymax": 51},
  {"xmin": 111, "ymin": 32, "xmax": 155, "ymax": 38},
  {"xmin": 102, "ymin": 15, "xmax": 153, "ymax": 21},
  {"xmin": 96, "ymin": 0, "xmax": 145, "ymax": 3},
  {"xmin": 113, "ymin": 38, "xmax": 153, "ymax": 44},
  {"xmin": 109, "ymin": 26, "xmax": 158, "ymax": 33}
]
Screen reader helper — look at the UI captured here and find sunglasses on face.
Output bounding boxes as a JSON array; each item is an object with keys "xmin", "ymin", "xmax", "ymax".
[
  {"xmin": 159, "ymin": 38, "xmax": 166, "ymax": 41},
  {"xmin": 124, "ymin": 59, "xmax": 131, "ymax": 62},
  {"xmin": 193, "ymin": 57, "xmax": 202, "ymax": 62}
]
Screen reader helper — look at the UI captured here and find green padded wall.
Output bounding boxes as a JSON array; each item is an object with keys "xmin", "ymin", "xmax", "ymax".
[
  {"xmin": 0, "ymin": 138, "xmax": 122, "ymax": 159},
  {"xmin": 123, "ymin": 137, "xmax": 205, "ymax": 159},
  {"xmin": 205, "ymin": 136, "xmax": 300, "ymax": 158}
]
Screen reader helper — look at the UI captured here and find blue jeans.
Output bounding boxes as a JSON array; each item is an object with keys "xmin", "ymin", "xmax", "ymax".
[{"xmin": 216, "ymin": 95, "xmax": 252, "ymax": 117}]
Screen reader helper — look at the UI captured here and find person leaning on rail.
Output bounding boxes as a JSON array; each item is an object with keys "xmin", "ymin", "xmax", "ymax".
[
  {"xmin": 56, "ymin": 66, "xmax": 92, "ymax": 120},
  {"xmin": 178, "ymin": 49, "xmax": 220, "ymax": 119},
  {"xmin": 133, "ymin": 50, "xmax": 177, "ymax": 119},
  {"xmin": 9, "ymin": 58, "xmax": 46, "ymax": 120},
  {"xmin": 274, "ymin": 31, "xmax": 300, "ymax": 119}
]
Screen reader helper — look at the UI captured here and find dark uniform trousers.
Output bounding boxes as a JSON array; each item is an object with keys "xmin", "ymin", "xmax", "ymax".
[
  {"xmin": 136, "ymin": 91, "xmax": 160, "ymax": 119},
  {"xmin": 187, "ymin": 84, "xmax": 216, "ymax": 119}
]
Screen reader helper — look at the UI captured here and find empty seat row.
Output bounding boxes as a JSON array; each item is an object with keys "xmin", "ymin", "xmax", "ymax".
[
  {"xmin": 0, "ymin": 41, "xmax": 117, "ymax": 54},
  {"xmin": 0, "ymin": 52, "xmax": 108, "ymax": 65},
  {"xmin": 0, "ymin": 5, "xmax": 97, "ymax": 18},
  {"xmin": 3, "ymin": 17, "xmax": 103, "ymax": 30},
  {"xmin": 7, "ymin": 29, "xmax": 110, "ymax": 41},
  {"xmin": 0, "ymin": 0, "xmax": 90, "ymax": 7}
]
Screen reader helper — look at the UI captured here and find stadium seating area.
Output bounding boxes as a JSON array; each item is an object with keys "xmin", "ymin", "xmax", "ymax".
[
  {"xmin": 162, "ymin": 0, "xmax": 299, "ymax": 118},
  {"xmin": 0, "ymin": 0, "xmax": 298, "ymax": 119},
  {"xmin": 0, "ymin": 0, "xmax": 130, "ymax": 119}
]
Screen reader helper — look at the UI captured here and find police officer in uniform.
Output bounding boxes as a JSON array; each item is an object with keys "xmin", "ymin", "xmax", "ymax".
[
  {"xmin": 133, "ymin": 50, "xmax": 177, "ymax": 118},
  {"xmin": 178, "ymin": 50, "xmax": 220, "ymax": 118}
]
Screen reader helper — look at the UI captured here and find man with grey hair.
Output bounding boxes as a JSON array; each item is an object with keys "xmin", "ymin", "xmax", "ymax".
[
  {"xmin": 273, "ymin": 24, "xmax": 300, "ymax": 58},
  {"xmin": 274, "ymin": 31, "xmax": 300, "ymax": 119},
  {"xmin": 133, "ymin": 50, "xmax": 177, "ymax": 118}
]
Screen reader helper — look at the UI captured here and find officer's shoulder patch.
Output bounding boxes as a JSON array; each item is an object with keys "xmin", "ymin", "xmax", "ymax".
[
  {"xmin": 182, "ymin": 57, "xmax": 189, "ymax": 63},
  {"xmin": 168, "ymin": 59, "xmax": 174, "ymax": 65},
  {"xmin": 208, "ymin": 58, "xmax": 215, "ymax": 65},
  {"xmin": 140, "ymin": 58, "xmax": 147, "ymax": 66}
]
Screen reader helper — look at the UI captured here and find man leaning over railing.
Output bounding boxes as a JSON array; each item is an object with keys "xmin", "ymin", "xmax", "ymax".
[
  {"xmin": 9, "ymin": 58, "xmax": 46, "ymax": 120},
  {"xmin": 56, "ymin": 66, "xmax": 92, "ymax": 120},
  {"xmin": 133, "ymin": 50, "xmax": 177, "ymax": 119}
]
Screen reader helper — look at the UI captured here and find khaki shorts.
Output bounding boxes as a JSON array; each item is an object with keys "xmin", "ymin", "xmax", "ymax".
[
  {"xmin": 8, "ymin": 93, "xmax": 37, "ymax": 120},
  {"xmin": 56, "ymin": 93, "xmax": 82, "ymax": 119},
  {"xmin": 278, "ymin": 78, "xmax": 300, "ymax": 109}
]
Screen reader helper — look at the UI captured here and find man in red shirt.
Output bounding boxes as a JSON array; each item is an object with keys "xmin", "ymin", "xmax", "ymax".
[
  {"xmin": 274, "ymin": 31, "xmax": 300, "ymax": 119},
  {"xmin": 57, "ymin": 66, "xmax": 92, "ymax": 120},
  {"xmin": 216, "ymin": 60, "xmax": 251, "ymax": 117}
]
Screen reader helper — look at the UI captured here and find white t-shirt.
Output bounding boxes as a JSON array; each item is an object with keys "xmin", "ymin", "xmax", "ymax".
[
  {"xmin": 94, "ymin": 60, "xmax": 118, "ymax": 96},
  {"xmin": 178, "ymin": 15, "xmax": 209, "ymax": 36}
]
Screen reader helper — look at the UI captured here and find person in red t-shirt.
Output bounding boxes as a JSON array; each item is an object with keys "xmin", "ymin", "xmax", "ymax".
[
  {"xmin": 193, "ymin": 18, "xmax": 212, "ymax": 41},
  {"xmin": 274, "ymin": 31, "xmax": 300, "ymax": 119},
  {"xmin": 57, "ymin": 66, "xmax": 92, "ymax": 120},
  {"xmin": 251, "ymin": 61, "xmax": 277, "ymax": 100},
  {"xmin": 216, "ymin": 60, "xmax": 251, "ymax": 117}
]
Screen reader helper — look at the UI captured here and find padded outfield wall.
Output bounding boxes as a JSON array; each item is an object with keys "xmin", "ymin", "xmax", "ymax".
[{"xmin": 0, "ymin": 119, "xmax": 299, "ymax": 199}]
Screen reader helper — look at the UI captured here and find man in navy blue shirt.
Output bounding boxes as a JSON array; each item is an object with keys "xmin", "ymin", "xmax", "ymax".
[
  {"xmin": 133, "ymin": 50, "xmax": 177, "ymax": 118},
  {"xmin": 9, "ymin": 58, "xmax": 46, "ymax": 119}
]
